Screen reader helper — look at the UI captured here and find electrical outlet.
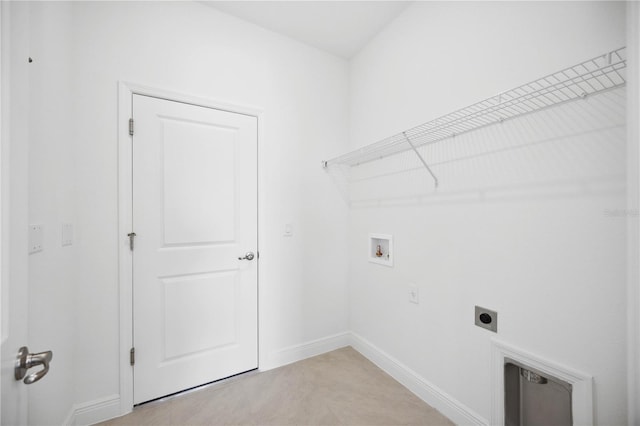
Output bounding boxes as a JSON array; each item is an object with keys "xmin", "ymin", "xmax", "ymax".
[
  {"xmin": 475, "ymin": 306, "xmax": 498, "ymax": 333},
  {"xmin": 408, "ymin": 283, "xmax": 419, "ymax": 304}
]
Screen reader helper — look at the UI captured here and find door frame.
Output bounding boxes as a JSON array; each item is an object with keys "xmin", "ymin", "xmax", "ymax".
[
  {"xmin": 117, "ymin": 82, "xmax": 264, "ymax": 415},
  {"xmin": 627, "ymin": 3, "xmax": 640, "ymax": 425}
]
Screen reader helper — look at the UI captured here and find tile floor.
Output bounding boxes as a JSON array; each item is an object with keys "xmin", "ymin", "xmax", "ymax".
[{"xmin": 97, "ymin": 347, "xmax": 454, "ymax": 425}]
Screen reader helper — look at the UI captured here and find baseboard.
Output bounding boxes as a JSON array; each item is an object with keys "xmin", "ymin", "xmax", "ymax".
[
  {"xmin": 64, "ymin": 394, "xmax": 121, "ymax": 426},
  {"xmin": 350, "ymin": 332, "xmax": 488, "ymax": 426},
  {"xmin": 65, "ymin": 332, "xmax": 484, "ymax": 425},
  {"xmin": 266, "ymin": 331, "xmax": 351, "ymax": 370},
  {"xmin": 64, "ymin": 333, "xmax": 350, "ymax": 424},
  {"xmin": 61, "ymin": 405, "xmax": 75, "ymax": 426}
]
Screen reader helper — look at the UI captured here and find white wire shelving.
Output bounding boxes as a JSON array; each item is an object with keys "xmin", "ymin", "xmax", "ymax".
[{"xmin": 322, "ymin": 47, "xmax": 627, "ymax": 188}]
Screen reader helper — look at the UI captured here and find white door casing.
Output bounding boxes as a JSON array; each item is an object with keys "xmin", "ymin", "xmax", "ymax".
[{"xmin": 131, "ymin": 94, "xmax": 258, "ymax": 404}]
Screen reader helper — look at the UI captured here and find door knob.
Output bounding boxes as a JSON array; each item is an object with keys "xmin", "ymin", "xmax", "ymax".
[
  {"xmin": 15, "ymin": 346, "xmax": 53, "ymax": 385},
  {"xmin": 238, "ymin": 252, "xmax": 255, "ymax": 261}
]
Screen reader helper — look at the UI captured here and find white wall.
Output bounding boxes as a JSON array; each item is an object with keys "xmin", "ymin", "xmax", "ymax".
[
  {"xmin": 26, "ymin": 2, "xmax": 77, "ymax": 424},
  {"xmin": 347, "ymin": 1, "xmax": 628, "ymax": 424},
  {"xmin": 20, "ymin": 1, "xmax": 350, "ymax": 423},
  {"xmin": 14, "ymin": 1, "xmax": 636, "ymax": 424},
  {"xmin": 70, "ymin": 0, "xmax": 350, "ymax": 414}
]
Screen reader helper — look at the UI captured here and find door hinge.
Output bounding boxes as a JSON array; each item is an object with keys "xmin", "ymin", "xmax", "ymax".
[
  {"xmin": 127, "ymin": 232, "xmax": 136, "ymax": 251},
  {"xmin": 130, "ymin": 347, "xmax": 135, "ymax": 366},
  {"xmin": 129, "ymin": 118, "xmax": 134, "ymax": 136}
]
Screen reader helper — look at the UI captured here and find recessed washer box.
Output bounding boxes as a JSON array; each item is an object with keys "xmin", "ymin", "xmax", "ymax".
[
  {"xmin": 475, "ymin": 305, "xmax": 497, "ymax": 332},
  {"xmin": 368, "ymin": 234, "xmax": 393, "ymax": 267}
]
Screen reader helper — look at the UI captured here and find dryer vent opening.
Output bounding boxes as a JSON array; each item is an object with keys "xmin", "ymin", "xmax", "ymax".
[{"xmin": 505, "ymin": 358, "xmax": 573, "ymax": 426}]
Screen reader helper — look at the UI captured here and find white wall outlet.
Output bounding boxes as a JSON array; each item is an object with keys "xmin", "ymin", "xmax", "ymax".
[
  {"xmin": 29, "ymin": 224, "xmax": 44, "ymax": 254},
  {"xmin": 61, "ymin": 223, "xmax": 73, "ymax": 246},
  {"xmin": 408, "ymin": 283, "xmax": 419, "ymax": 304}
]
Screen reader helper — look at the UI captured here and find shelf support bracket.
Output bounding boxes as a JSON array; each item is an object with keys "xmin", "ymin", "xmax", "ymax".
[{"xmin": 402, "ymin": 132, "xmax": 438, "ymax": 188}]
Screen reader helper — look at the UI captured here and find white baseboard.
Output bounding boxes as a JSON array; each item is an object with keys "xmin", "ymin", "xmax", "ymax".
[
  {"xmin": 350, "ymin": 332, "xmax": 488, "ymax": 426},
  {"xmin": 266, "ymin": 331, "xmax": 351, "ymax": 370},
  {"xmin": 61, "ymin": 405, "xmax": 75, "ymax": 426},
  {"xmin": 65, "ymin": 333, "xmax": 350, "ymax": 424},
  {"xmin": 63, "ymin": 394, "xmax": 121, "ymax": 426},
  {"xmin": 65, "ymin": 331, "xmax": 486, "ymax": 426}
]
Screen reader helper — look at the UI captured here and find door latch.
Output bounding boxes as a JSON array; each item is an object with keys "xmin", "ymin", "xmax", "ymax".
[{"xmin": 15, "ymin": 346, "xmax": 53, "ymax": 385}]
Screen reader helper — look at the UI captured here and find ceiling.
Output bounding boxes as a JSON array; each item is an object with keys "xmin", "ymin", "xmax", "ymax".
[{"xmin": 203, "ymin": 1, "xmax": 411, "ymax": 59}]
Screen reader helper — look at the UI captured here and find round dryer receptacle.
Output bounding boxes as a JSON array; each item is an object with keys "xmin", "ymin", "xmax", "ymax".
[{"xmin": 479, "ymin": 313, "xmax": 492, "ymax": 324}]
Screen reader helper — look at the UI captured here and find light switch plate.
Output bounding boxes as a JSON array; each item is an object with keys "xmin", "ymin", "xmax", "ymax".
[
  {"xmin": 29, "ymin": 224, "xmax": 43, "ymax": 254},
  {"xmin": 61, "ymin": 223, "xmax": 73, "ymax": 246},
  {"xmin": 408, "ymin": 283, "xmax": 419, "ymax": 304}
]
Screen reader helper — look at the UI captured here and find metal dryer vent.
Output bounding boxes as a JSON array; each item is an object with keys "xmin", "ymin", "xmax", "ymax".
[{"xmin": 505, "ymin": 358, "xmax": 573, "ymax": 426}]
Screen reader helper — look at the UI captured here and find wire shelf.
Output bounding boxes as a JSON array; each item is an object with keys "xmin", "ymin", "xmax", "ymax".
[{"xmin": 323, "ymin": 47, "xmax": 627, "ymax": 187}]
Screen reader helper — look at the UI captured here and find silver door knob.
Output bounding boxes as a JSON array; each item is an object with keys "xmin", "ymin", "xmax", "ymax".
[
  {"xmin": 15, "ymin": 346, "xmax": 53, "ymax": 385},
  {"xmin": 238, "ymin": 252, "xmax": 255, "ymax": 261}
]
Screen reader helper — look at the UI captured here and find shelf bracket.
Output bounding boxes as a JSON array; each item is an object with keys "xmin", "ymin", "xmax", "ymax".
[{"xmin": 403, "ymin": 132, "xmax": 438, "ymax": 188}]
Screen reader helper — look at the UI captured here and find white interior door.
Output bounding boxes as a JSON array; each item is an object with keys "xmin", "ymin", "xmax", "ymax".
[
  {"xmin": 1, "ymin": 1, "xmax": 29, "ymax": 422},
  {"xmin": 131, "ymin": 94, "xmax": 258, "ymax": 404}
]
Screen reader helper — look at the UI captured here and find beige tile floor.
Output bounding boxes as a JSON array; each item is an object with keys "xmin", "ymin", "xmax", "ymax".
[{"xmin": 97, "ymin": 347, "xmax": 454, "ymax": 426}]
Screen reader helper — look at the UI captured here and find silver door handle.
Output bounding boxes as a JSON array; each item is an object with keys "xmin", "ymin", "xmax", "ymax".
[
  {"xmin": 15, "ymin": 346, "xmax": 53, "ymax": 385},
  {"xmin": 238, "ymin": 252, "xmax": 255, "ymax": 261}
]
